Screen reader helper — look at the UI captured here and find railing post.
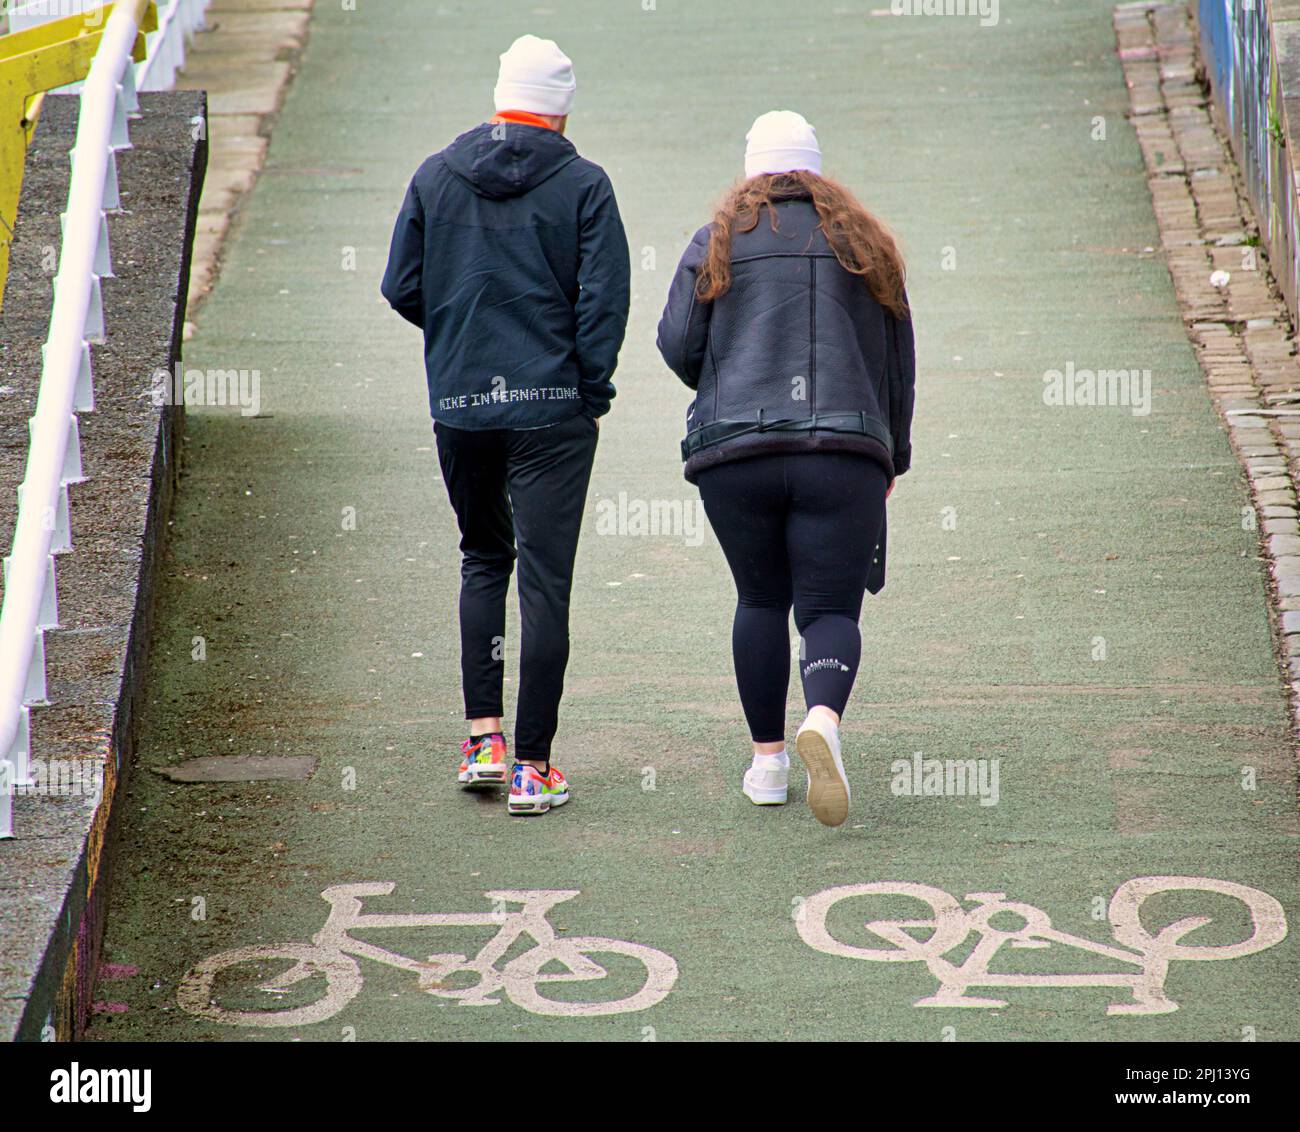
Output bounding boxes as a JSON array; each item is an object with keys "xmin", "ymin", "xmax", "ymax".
[
  {"xmin": 73, "ymin": 343, "xmax": 95, "ymax": 412},
  {"xmin": 1, "ymin": 759, "xmax": 14, "ymax": 840},
  {"xmin": 85, "ymin": 272, "xmax": 105, "ymax": 341},
  {"xmin": 24, "ymin": 415, "xmax": 84, "ymax": 485},
  {"xmin": 10, "ymin": 708, "xmax": 32, "ymax": 785},
  {"xmin": 51, "ymin": 486, "xmax": 72, "ymax": 554},
  {"xmin": 120, "ymin": 52, "xmax": 140, "ymax": 114},
  {"xmin": 23, "ymin": 632, "xmax": 47, "ymax": 707},
  {"xmin": 109, "ymin": 82, "xmax": 131, "ymax": 149},
  {"xmin": 38, "ymin": 557, "xmax": 59, "ymax": 631},
  {"xmin": 0, "ymin": 0, "xmax": 164, "ymax": 842},
  {"xmin": 62, "ymin": 415, "xmax": 85, "ymax": 484},
  {"xmin": 101, "ymin": 148, "xmax": 120, "ymax": 210}
]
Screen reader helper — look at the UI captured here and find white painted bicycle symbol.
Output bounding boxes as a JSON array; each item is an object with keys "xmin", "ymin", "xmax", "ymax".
[
  {"xmin": 796, "ymin": 876, "xmax": 1287, "ymax": 1015},
  {"xmin": 178, "ymin": 883, "xmax": 678, "ymax": 1027}
]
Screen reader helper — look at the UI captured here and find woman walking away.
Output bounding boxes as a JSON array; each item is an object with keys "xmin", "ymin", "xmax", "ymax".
[{"xmin": 656, "ymin": 111, "xmax": 915, "ymax": 828}]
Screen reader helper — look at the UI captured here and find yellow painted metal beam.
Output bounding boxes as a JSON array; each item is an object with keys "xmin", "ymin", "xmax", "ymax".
[
  {"xmin": 0, "ymin": 4, "xmax": 156, "ymax": 62},
  {"xmin": 22, "ymin": 92, "xmax": 46, "ymax": 144},
  {"xmin": 0, "ymin": 2, "xmax": 156, "ymax": 310}
]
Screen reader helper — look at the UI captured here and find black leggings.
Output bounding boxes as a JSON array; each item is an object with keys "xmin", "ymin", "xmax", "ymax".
[
  {"xmin": 696, "ymin": 452, "xmax": 889, "ymax": 743},
  {"xmin": 435, "ymin": 413, "xmax": 599, "ymax": 761}
]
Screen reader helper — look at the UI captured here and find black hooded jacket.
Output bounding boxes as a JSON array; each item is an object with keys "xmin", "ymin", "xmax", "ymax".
[
  {"xmin": 656, "ymin": 196, "xmax": 915, "ymax": 485},
  {"xmin": 382, "ymin": 122, "xmax": 630, "ymax": 429}
]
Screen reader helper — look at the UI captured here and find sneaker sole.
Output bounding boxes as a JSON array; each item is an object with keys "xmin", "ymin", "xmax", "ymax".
[
  {"xmin": 742, "ymin": 783, "xmax": 788, "ymax": 805},
  {"xmin": 460, "ymin": 765, "xmax": 507, "ymax": 789},
  {"xmin": 795, "ymin": 727, "xmax": 849, "ymax": 827},
  {"xmin": 508, "ymin": 791, "xmax": 569, "ymax": 815}
]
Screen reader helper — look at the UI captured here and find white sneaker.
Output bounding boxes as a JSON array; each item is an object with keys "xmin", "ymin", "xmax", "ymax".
[
  {"xmin": 742, "ymin": 752, "xmax": 789, "ymax": 805},
  {"xmin": 795, "ymin": 713, "xmax": 850, "ymax": 827}
]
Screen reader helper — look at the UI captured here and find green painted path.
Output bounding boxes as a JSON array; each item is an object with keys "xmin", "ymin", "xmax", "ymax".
[{"xmin": 87, "ymin": 0, "xmax": 1299, "ymax": 1042}]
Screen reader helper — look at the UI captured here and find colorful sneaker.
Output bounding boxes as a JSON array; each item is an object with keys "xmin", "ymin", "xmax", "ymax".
[
  {"xmin": 507, "ymin": 762, "xmax": 570, "ymax": 815},
  {"xmin": 742, "ymin": 752, "xmax": 789, "ymax": 805},
  {"xmin": 458, "ymin": 734, "xmax": 508, "ymax": 788}
]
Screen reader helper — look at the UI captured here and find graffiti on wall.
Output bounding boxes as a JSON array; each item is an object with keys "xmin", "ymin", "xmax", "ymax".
[{"xmin": 1199, "ymin": 0, "xmax": 1300, "ymax": 318}]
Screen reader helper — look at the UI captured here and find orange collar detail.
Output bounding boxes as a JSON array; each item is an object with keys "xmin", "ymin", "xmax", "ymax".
[{"xmin": 490, "ymin": 110, "xmax": 557, "ymax": 131}]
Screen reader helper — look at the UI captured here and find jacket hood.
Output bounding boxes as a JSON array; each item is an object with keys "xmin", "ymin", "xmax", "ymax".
[{"xmin": 442, "ymin": 122, "xmax": 579, "ymax": 200}]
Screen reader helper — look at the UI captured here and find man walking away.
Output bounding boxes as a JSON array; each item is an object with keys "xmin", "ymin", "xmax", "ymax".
[{"xmin": 382, "ymin": 34, "xmax": 630, "ymax": 816}]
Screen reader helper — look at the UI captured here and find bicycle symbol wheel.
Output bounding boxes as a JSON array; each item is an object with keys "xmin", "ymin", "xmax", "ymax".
[
  {"xmin": 504, "ymin": 937, "xmax": 680, "ymax": 1017},
  {"xmin": 1109, "ymin": 876, "xmax": 1288, "ymax": 961},
  {"xmin": 797, "ymin": 882, "xmax": 969, "ymax": 961},
  {"xmin": 178, "ymin": 944, "xmax": 363, "ymax": 1028}
]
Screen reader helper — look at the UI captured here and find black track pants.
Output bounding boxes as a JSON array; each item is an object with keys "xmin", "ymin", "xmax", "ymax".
[
  {"xmin": 695, "ymin": 452, "xmax": 889, "ymax": 743},
  {"xmin": 434, "ymin": 413, "xmax": 598, "ymax": 761}
]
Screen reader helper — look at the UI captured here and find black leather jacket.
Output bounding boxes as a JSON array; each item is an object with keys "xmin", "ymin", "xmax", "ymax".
[{"xmin": 657, "ymin": 195, "xmax": 915, "ymax": 486}]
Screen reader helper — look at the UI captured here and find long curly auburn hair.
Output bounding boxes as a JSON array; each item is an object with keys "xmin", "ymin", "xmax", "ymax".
[{"xmin": 694, "ymin": 170, "xmax": 909, "ymax": 319}]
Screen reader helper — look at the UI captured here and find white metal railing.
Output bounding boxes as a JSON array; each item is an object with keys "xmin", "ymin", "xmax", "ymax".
[
  {"xmin": 6, "ymin": 0, "xmax": 207, "ymax": 92},
  {"xmin": 0, "ymin": 0, "xmax": 209, "ymax": 839},
  {"xmin": 136, "ymin": 0, "xmax": 205, "ymax": 90}
]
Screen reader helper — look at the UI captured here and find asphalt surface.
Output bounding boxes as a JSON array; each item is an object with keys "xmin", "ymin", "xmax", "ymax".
[{"xmin": 86, "ymin": 0, "xmax": 1299, "ymax": 1042}]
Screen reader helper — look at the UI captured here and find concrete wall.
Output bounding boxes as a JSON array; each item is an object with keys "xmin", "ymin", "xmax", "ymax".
[
  {"xmin": 0, "ymin": 91, "xmax": 206, "ymax": 1041},
  {"xmin": 1195, "ymin": 0, "xmax": 1300, "ymax": 320}
]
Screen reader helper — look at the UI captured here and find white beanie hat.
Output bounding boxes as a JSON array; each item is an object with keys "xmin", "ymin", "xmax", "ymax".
[
  {"xmin": 744, "ymin": 110, "xmax": 822, "ymax": 179},
  {"xmin": 493, "ymin": 34, "xmax": 576, "ymax": 117}
]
